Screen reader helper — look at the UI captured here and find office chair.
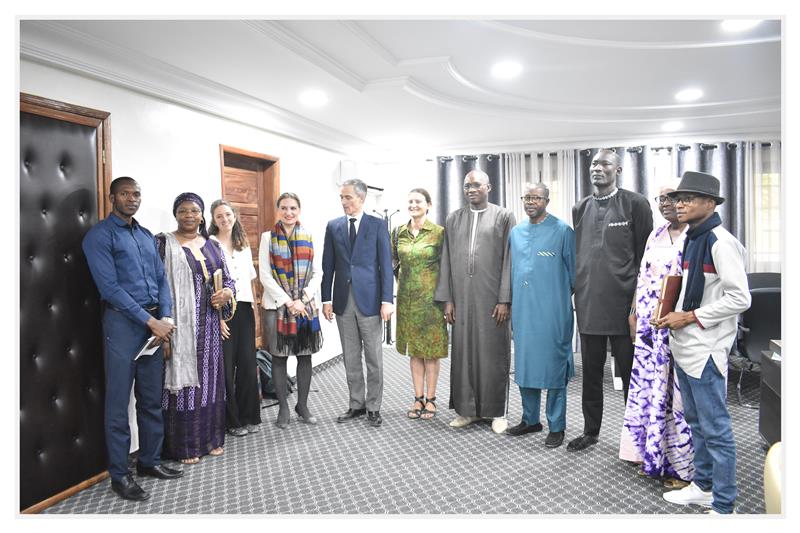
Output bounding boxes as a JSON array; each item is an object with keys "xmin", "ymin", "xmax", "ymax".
[
  {"xmin": 731, "ymin": 287, "xmax": 781, "ymax": 407},
  {"xmin": 747, "ymin": 272, "xmax": 780, "ymax": 290}
]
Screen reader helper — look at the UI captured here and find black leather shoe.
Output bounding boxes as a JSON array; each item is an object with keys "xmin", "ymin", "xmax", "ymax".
[
  {"xmin": 337, "ymin": 408, "xmax": 366, "ymax": 422},
  {"xmin": 227, "ymin": 427, "xmax": 248, "ymax": 437},
  {"xmin": 545, "ymin": 431, "xmax": 565, "ymax": 448},
  {"xmin": 567, "ymin": 433, "xmax": 599, "ymax": 451},
  {"xmin": 367, "ymin": 411, "xmax": 383, "ymax": 427},
  {"xmin": 136, "ymin": 463, "xmax": 184, "ymax": 479},
  {"xmin": 111, "ymin": 474, "xmax": 150, "ymax": 501},
  {"xmin": 506, "ymin": 421, "xmax": 543, "ymax": 436}
]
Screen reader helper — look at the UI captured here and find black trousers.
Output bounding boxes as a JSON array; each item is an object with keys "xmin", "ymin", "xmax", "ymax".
[
  {"xmin": 223, "ymin": 302, "xmax": 261, "ymax": 428},
  {"xmin": 579, "ymin": 333, "xmax": 634, "ymax": 436}
]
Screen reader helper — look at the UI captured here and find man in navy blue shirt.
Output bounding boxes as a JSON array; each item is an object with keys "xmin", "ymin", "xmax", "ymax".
[{"xmin": 83, "ymin": 176, "xmax": 182, "ymax": 501}]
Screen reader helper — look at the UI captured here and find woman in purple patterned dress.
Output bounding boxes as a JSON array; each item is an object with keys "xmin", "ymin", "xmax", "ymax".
[
  {"xmin": 619, "ymin": 182, "xmax": 694, "ymax": 487},
  {"xmin": 157, "ymin": 192, "xmax": 235, "ymax": 465}
]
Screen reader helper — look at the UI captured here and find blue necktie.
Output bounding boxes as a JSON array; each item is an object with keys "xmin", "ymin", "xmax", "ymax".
[{"xmin": 349, "ymin": 217, "xmax": 357, "ymax": 252}]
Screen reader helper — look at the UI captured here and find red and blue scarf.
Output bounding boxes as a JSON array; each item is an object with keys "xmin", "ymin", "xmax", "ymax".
[{"xmin": 681, "ymin": 212, "xmax": 722, "ymax": 311}]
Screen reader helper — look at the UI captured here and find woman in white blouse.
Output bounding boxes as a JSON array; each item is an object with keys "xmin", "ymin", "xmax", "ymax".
[
  {"xmin": 209, "ymin": 199, "xmax": 261, "ymax": 437},
  {"xmin": 259, "ymin": 192, "xmax": 323, "ymax": 429}
]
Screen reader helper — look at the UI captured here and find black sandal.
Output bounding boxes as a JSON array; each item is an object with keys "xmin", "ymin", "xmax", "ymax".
[
  {"xmin": 407, "ymin": 395, "xmax": 425, "ymax": 419},
  {"xmin": 420, "ymin": 396, "xmax": 437, "ymax": 420}
]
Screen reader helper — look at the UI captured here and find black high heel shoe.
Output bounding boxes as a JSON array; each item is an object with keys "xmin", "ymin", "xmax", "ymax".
[{"xmin": 295, "ymin": 404, "xmax": 318, "ymax": 425}]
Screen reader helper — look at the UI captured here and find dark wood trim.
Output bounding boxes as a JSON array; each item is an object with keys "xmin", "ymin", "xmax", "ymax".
[
  {"xmin": 20, "ymin": 93, "xmax": 113, "ymax": 216},
  {"xmin": 219, "ymin": 144, "xmax": 279, "ymax": 164},
  {"xmin": 21, "ymin": 93, "xmax": 111, "ymax": 120},
  {"xmin": 20, "ymin": 471, "xmax": 109, "ymax": 514}
]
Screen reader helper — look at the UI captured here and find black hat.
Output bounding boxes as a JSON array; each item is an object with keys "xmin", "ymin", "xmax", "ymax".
[{"xmin": 667, "ymin": 171, "xmax": 725, "ymax": 205}]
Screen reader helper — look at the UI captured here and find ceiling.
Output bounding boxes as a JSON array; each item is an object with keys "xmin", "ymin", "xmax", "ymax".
[{"xmin": 20, "ymin": 19, "xmax": 782, "ymax": 160}]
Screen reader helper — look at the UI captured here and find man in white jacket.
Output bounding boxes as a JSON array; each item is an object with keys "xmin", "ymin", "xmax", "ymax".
[{"xmin": 655, "ymin": 171, "xmax": 751, "ymax": 515}]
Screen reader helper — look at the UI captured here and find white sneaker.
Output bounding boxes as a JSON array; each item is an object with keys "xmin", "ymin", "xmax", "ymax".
[
  {"xmin": 491, "ymin": 417, "xmax": 508, "ymax": 434},
  {"xmin": 449, "ymin": 415, "xmax": 480, "ymax": 428},
  {"xmin": 663, "ymin": 482, "xmax": 713, "ymax": 507}
]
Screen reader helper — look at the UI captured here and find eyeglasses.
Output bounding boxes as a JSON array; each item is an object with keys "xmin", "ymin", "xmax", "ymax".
[
  {"xmin": 462, "ymin": 183, "xmax": 487, "ymax": 191},
  {"xmin": 176, "ymin": 208, "xmax": 202, "ymax": 215},
  {"xmin": 521, "ymin": 195, "xmax": 548, "ymax": 203},
  {"xmin": 672, "ymin": 194, "xmax": 699, "ymax": 205},
  {"xmin": 654, "ymin": 195, "xmax": 676, "ymax": 205}
]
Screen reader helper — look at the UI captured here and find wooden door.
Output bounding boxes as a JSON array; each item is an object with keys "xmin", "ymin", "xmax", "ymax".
[{"xmin": 219, "ymin": 145, "xmax": 280, "ymax": 348}]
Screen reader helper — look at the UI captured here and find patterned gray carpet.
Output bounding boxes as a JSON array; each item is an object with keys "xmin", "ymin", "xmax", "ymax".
[{"xmin": 43, "ymin": 346, "xmax": 766, "ymax": 514}]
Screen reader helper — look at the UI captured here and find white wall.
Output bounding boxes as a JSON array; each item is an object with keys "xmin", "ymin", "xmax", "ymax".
[{"xmin": 21, "ymin": 59, "xmax": 351, "ymax": 369}]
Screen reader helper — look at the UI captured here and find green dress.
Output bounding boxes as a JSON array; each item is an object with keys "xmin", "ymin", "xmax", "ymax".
[{"xmin": 392, "ymin": 219, "xmax": 449, "ymax": 359}]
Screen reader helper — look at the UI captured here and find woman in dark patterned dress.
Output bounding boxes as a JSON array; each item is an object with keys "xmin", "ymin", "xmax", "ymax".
[
  {"xmin": 392, "ymin": 188, "xmax": 448, "ymax": 420},
  {"xmin": 157, "ymin": 192, "xmax": 235, "ymax": 465}
]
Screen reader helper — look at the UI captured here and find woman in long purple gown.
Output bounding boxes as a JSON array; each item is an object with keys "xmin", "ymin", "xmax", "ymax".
[
  {"xmin": 619, "ymin": 183, "xmax": 694, "ymax": 487},
  {"xmin": 157, "ymin": 192, "xmax": 235, "ymax": 464}
]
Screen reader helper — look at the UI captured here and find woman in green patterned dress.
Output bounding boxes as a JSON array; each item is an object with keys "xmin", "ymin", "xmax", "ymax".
[{"xmin": 392, "ymin": 188, "xmax": 449, "ymax": 420}]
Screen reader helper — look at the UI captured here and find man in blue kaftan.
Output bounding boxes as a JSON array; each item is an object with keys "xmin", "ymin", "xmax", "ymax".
[{"xmin": 508, "ymin": 183, "xmax": 576, "ymax": 448}]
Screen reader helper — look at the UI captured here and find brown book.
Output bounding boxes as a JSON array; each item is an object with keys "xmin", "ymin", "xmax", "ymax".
[{"xmin": 654, "ymin": 275, "xmax": 682, "ymax": 319}]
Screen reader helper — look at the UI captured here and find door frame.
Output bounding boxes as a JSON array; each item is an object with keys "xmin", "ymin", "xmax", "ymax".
[
  {"xmin": 20, "ymin": 93, "xmax": 113, "ymax": 216},
  {"xmin": 218, "ymin": 144, "xmax": 280, "ymax": 348}
]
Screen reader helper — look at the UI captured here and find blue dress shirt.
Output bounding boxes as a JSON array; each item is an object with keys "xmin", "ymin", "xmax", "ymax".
[{"xmin": 82, "ymin": 213, "xmax": 172, "ymax": 325}]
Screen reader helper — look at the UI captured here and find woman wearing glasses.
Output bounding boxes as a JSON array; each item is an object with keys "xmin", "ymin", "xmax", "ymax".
[
  {"xmin": 157, "ymin": 192, "xmax": 235, "ymax": 465},
  {"xmin": 392, "ymin": 188, "xmax": 448, "ymax": 420},
  {"xmin": 619, "ymin": 179, "xmax": 694, "ymax": 488}
]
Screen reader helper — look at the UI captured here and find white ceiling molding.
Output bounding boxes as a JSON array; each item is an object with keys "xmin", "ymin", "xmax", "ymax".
[
  {"xmin": 340, "ymin": 21, "xmax": 400, "ymax": 66},
  {"xmin": 479, "ymin": 20, "xmax": 781, "ymax": 49},
  {"xmin": 401, "ymin": 73, "xmax": 778, "ymax": 123},
  {"xmin": 243, "ymin": 19, "xmax": 778, "ymax": 121},
  {"xmin": 443, "ymin": 59, "xmax": 779, "ymax": 114},
  {"xmin": 18, "ymin": 20, "xmax": 781, "ymax": 159},
  {"xmin": 20, "ymin": 21, "xmax": 371, "ymax": 155},
  {"xmin": 244, "ymin": 20, "xmax": 367, "ymax": 91}
]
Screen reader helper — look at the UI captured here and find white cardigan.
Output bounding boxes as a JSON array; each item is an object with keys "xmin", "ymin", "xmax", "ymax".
[{"xmin": 258, "ymin": 230, "xmax": 322, "ymax": 310}]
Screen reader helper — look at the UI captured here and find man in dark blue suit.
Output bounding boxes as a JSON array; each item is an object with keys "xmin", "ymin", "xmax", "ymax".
[{"xmin": 322, "ymin": 178, "xmax": 394, "ymax": 427}]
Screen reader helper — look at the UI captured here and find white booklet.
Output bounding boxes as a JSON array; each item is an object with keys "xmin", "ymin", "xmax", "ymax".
[{"xmin": 134, "ymin": 336, "xmax": 160, "ymax": 360}]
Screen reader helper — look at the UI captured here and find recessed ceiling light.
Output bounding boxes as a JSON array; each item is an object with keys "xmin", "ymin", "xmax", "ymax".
[
  {"xmin": 299, "ymin": 89, "xmax": 328, "ymax": 107},
  {"xmin": 491, "ymin": 60, "xmax": 523, "ymax": 80},
  {"xmin": 662, "ymin": 121, "xmax": 684, "ymax": 132},
  {"xmin": 720, "ymin": 20, "xmax": 762, "ymax": 32},
  {"xmin": 675, "ymin": 88, "xmax": 703, "ymax": 102}
]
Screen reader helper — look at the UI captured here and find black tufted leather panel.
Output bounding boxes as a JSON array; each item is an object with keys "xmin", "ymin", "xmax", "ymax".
[{"xmin": 20, "ymin": 112, "xmax": 107, "ymax": 510}]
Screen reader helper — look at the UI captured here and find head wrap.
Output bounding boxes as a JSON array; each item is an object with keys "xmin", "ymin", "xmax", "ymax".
[{"xmin": 173, "ymin": 192, "xmax": 208, "ymax": 238}]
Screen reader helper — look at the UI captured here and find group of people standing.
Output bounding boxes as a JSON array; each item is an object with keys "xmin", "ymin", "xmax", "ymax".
[
  {"xmin": 82, "ymin": 148, "xmax": 750, "ymax": 515},
  {"xmin": 82, "ymin": 179, "xmax": 324, "ymax": 501},
  {"xmin": 385, "ymin": 150, "xmax": 749, "ymax": 516}
]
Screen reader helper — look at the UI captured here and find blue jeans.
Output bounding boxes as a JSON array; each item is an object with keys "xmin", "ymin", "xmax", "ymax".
[
  {"xmin": 676, "ymin": 357, "xmax": 737, "ymax": 514},
  {"xmin": 519, "ymin": 387, "xmax": 566, "ymax": 432},
  {"xmin": 103, "ymin": 308, "xmax": 165, "ymax": 481}
]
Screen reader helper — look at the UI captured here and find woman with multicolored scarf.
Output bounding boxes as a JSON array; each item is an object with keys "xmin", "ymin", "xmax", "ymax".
[{"xmin": 259, "ymin": 192, "xmax": 323, "ymax": 429}]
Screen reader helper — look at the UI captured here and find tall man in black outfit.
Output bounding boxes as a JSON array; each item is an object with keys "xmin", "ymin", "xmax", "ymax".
[{"xmin": 568, "ymin": 149, "xmax": 653, "ymax": 451}]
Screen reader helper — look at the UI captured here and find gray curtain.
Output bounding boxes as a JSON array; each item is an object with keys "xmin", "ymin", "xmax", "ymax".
[
  {"xmin": 435, "ymin": 154, "xmax": 504, "ymax": 225},
  {"xmin": 575, "ymin": 142, "xmax": 752, "ymax": 243}
]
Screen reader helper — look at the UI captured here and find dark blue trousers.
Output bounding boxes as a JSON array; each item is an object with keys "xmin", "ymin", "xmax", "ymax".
[{"xmin": 102, "ymin": 307, "xmax": 165, "ymax": 481}]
